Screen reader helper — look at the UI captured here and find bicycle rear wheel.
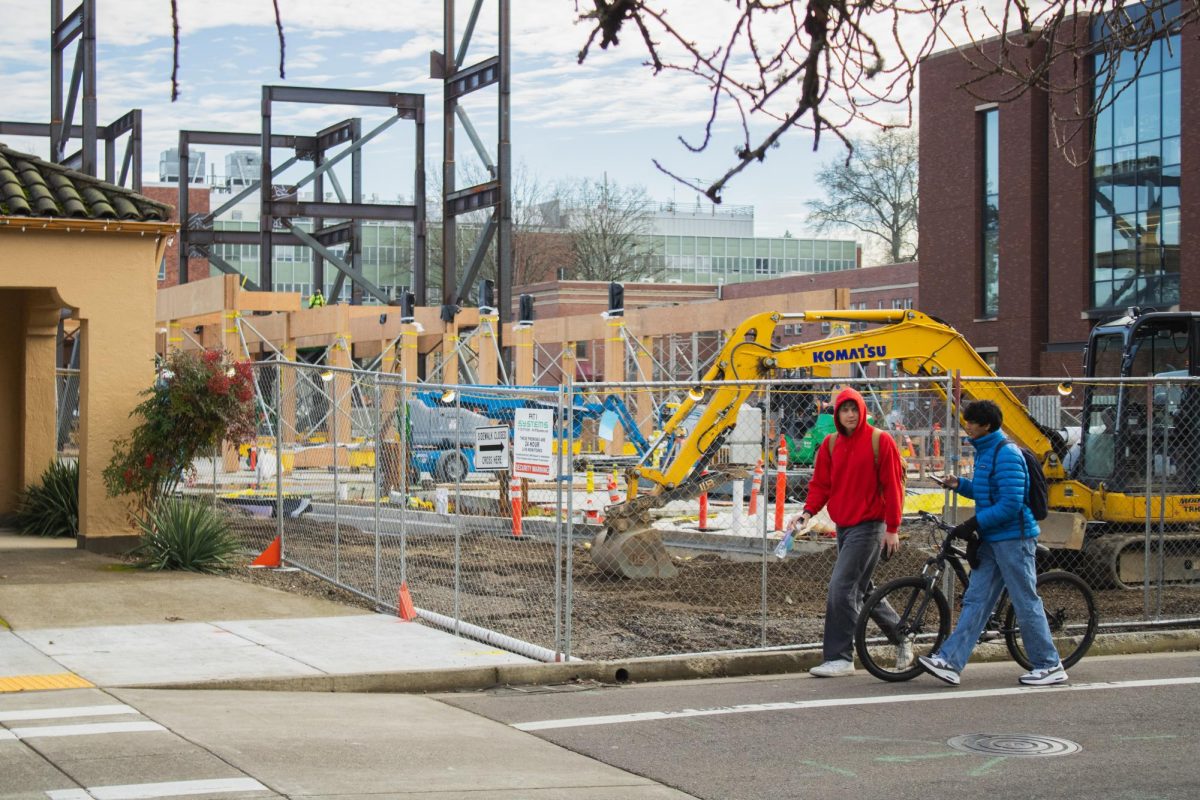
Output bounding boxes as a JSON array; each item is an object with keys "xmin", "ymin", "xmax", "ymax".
[
  {"xmin": 855, "ymin": 576, "xmax": 950, "ymax": 682},
  {"xmin": 1003, "ymin": 570, "xmax": 1098, "ymax": 670}
]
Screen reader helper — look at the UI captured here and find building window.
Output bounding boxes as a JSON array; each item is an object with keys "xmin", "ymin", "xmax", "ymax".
[
  {"xmin": 981, "ymin": 108, "xmax": 999, "ymax": 318},
  {"xmin": 158, "ymin": 257, "xmax": 166, "ymax": 281},
  {"xmin": 1091, "ymin": 25, "xmax": 1180, "ymax": 311}
]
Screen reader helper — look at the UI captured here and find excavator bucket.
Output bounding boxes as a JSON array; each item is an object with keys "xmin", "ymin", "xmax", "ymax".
[{"xmin": 591, "ymin": 525, "xmax": 678, "ymax": 579}]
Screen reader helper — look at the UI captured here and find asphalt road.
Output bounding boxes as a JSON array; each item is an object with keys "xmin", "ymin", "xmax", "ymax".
[{"xmin": 438, "ymin": 651, "xmax": 1200, "ymax": 800}]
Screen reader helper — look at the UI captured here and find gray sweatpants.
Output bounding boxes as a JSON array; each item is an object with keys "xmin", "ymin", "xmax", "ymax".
[{"xmin": 822, "ymin": 520, "xmax": 900, "ymax": 663}]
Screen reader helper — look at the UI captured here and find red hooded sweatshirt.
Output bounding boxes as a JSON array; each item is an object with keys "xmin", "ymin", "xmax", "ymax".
[{"xmin": 803, "ymin": 387, "xmax": 905, "ymax": 534}]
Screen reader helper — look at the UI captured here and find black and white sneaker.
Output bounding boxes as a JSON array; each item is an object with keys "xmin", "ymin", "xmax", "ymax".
[
  {"xmin": 917, "ymin": 654, "xmax": 960, "ymax": 686},
  {"xmin": 1019, "ymin": 663, "xmax": 1068, "ymax": 686}
]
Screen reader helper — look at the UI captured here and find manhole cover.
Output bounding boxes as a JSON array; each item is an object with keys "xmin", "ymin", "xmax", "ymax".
[{"xmin": 947, "ymin": 734, "xmax": 1081, "ymax": 757}]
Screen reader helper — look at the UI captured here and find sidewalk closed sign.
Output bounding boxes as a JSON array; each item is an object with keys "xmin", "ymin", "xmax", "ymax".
[
  {"xmin": 513, "ymin": 408, "xmax": 556, "ymax": 479},
  {"xmin": 474, "ymin": 425, "xmax": 509, "ymax": 471}
]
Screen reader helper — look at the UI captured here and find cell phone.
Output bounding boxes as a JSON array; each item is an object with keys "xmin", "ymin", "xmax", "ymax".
[{"xmin": 931, "ymin": 474, "xmax": 950, "ymax": 487}]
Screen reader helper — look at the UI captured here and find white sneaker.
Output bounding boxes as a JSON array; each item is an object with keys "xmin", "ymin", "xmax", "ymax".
[
  {"xmin": 809, "ymin": 659, "xmax": 855, "ymax": 678},
  {"xmin": 895, "ymin": 639, "xmax": 914, "ymax": 671},
  {"xmin": 1019, "ymin": 663, "xmax": 1068, "ymax": 686}
]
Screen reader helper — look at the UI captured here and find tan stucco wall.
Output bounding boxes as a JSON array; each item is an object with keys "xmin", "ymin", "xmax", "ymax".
[{"xmin": 0, "ymin": 220, "xmax": 172, "ymax": 550}]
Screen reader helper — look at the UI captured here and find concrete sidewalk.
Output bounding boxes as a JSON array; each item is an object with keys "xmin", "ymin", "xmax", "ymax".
[{"xmin": 0, "ymin": 530, "xmax": 541, "ymax": 693}]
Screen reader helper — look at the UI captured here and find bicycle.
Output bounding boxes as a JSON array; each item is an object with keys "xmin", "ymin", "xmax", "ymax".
[{"xmin": 854, "ymin": 510, "xmax": 1098, "ymax": 682}]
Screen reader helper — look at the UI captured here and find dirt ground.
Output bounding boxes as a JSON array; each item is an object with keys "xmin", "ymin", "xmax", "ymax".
[{"xmin": 224, "ymin": 514, "xmax": 1198, "ymax": 661}]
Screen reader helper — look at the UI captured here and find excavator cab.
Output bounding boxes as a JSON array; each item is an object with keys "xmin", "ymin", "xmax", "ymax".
[{"xmin": 1078, "ymin": 310, "xmax": 1200, "ymax": 495}]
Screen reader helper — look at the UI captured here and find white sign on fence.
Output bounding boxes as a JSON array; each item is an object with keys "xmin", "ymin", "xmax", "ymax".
[
  {"xmin": 474, "ymin": 425, "xmax": 509, "ymax": 471},
  {"xmin": 513, "ymin": 408, "xmax": 556, "ymax": 479}
]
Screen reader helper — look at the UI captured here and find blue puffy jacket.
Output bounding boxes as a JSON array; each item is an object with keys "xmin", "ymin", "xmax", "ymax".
[{"xmin": 955, "ymin": 430, "xmax": 1039, "ymax": 541}]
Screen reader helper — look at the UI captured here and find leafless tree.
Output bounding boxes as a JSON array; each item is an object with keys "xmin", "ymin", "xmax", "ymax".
[
  {"xmin": 562, "ymin": 178, "xmax": 662, "ymax": 282},
  {"xmin": 575, "ymin": 0, "xmax": 1200, "ymax": 201},
  {"xmin": 807, "ymin": 128, "xmax": 917, "ymax": 265}
]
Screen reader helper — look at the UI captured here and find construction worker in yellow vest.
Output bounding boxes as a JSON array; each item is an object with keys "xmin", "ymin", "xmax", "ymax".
[{"xmin": 308, "ymin": 290, "xmax": 325, "ymax": 308}]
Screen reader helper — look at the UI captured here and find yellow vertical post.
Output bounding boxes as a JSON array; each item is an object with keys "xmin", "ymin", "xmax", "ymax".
[
  {"xmin": 636, "ymin": 334, "xmax": 655, "ymax": 444},
  {"xmin": 441, "ymin": 314, "xmax": 460, "ymax": 388},
  {"xmin": 329, "ymin": 304, "xmax": 353, "ymax": 467},
  {"xmin": 513, "ymin": 323, "xmax": 534, "ymax": 385},
  {"xmin": 220, "ymin": 305, "xmax": 242, "ymax": 470},
  {"xmin": 22, "ymin": 302, "xmax": 59, "ymax": 490},
  {"xmin": 476, "ymin": 314, "xmax": 499, "ymax": 385},
  {"xmin": 279, "ymin": 312, "xmax": 297, "ymax": 445},
  {"xmin": 561, "ymin": 341, "xmax": 575, "ymax": 384}
]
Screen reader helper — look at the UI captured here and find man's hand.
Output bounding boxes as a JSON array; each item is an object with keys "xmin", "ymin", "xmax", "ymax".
[
  {"xmin": 933, "ymin": 473, "xmax": 960, "ymax": 490},
  {"xmin": 785, "ymin": 510, "xmax": 812, "ymax": 532},
  {"xmin": 950, "ymin": 517, "xmax": 979, "ymax": 541},
  {"xmin": 881, "ymin": 530, "xmax": 900, "ymax": 558}
]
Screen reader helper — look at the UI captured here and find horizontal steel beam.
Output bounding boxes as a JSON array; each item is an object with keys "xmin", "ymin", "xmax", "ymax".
[
  {"xmin": 180, "ymin": 130, "xmax": 314, "ymax": 150},
  {"xmin": 446, "ymin": 181, "xmax": 500, "ymax": 216},
  {"xmin": 187, "ymin": 230, "xmax": 304, "ymax": 246},
  {"xmin": 267, "ymin": 200, "xmax": 417, "ymax": 222},
  {"xmin": 446, "ymin": 56, "xmax": 500, "ymax": 100},
  {"xmin": 265, "ymin": 85, "xmax": 423, "ymax": 116}
]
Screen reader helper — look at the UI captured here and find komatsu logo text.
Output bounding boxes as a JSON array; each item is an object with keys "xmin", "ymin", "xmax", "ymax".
[{"xmin": 812, "ymin": 345, "xmax": 888, "ymax": 363}]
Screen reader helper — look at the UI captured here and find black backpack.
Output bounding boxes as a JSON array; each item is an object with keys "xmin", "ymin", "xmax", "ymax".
[{"xmin": 990, "ymin": 443, "xmax": 1049, "ymax": 521}]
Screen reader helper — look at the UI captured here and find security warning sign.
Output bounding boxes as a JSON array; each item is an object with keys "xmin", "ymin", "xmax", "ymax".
[{"xmin": 512, "ymin": 408, "xmax": 556, "ymax": 479}]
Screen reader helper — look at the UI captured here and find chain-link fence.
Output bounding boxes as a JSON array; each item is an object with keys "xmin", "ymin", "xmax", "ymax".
[
  {"xmin": 212, "ymin": 363, "xmax": 1199, "ymax": 662},
  {"xmin": 55, "ymin": 368, "xmax": 80, "ymax": 459}
]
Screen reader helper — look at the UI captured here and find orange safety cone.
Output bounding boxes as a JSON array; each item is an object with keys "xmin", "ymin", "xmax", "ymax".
[
  {"xmin": 396, "ymin": 581, "xmax": 418, "ymax": 621},
  {"xmin": 249, "ymin": 536, "xmax": 281, "ymax": 568},
  {"xmin": 608, "ymin": 472, "xmax": 620, "ymax": 505},
  {"xmin": 748, "ymin": 458, "xmax": 763, "ymax": 516},
  {"xmin": 510, "ymin": 475, "xmax": 523, "ymax": 538},
  {"xmin": 774, "ymin": 436, "xmax": 788, "ymax": 532}
]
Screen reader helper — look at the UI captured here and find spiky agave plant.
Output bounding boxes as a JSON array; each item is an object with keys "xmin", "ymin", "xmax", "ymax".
[
  {"xmin": 131, "ymin": 497, "xmax": 241, "ymax": 573},
  {"xmin": 14, "ymin": 460, "xmax": 79, "ymax": 537}
]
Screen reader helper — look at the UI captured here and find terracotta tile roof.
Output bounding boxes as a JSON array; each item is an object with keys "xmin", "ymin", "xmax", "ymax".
[{"xmin": 0, "ymin": 142, "xmax": 171, "ymax": 222}]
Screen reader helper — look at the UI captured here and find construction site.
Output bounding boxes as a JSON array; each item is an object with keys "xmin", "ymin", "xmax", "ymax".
[{"xmin": 2, "ymin": 1, "xmax": 1198, "ymax": 665}]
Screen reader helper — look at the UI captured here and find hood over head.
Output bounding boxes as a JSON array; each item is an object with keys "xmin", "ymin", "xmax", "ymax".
[{"xmin": 833, "ymin": 386, "xmax": 868, "ymax": 438}]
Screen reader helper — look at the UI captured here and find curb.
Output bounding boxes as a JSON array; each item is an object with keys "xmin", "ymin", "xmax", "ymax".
[{"xmin": 125, "ymin": 629, "xmax": 1200, "ymax": 694}]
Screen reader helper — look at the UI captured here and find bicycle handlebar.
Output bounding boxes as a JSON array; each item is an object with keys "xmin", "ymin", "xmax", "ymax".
[{"xmin": 917, "ymin": 509, "xmax": 955, "ymax": 532}]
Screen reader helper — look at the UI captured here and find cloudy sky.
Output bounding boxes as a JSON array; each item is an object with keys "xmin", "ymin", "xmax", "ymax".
[{"xmin": 0, "ymin": 1, "xmax": 924, "ymax": 237}]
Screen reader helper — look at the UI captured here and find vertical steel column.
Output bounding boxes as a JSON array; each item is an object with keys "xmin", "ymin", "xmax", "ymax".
[
  {"xmin": 351, "ymin": 119, "xmax": 364, "ymax": 305},
  {"xmin": 442, "ymin": 0, "xmax": 458, "ymax": 313},
  {"xmin": 80, "ymin": 0, "xmax": 97, "ymax": 176},
  {"xmin": 50, "ymin": 1, "xmax": 63, "ymax": 162},
  {"xmin": 178, "ymin": 135, "xmax": 191, "ymax": 283},
  {"xmin": 313, "ymin": 150, "xmax": 326, "ymax": 297},
  {"xmin": 260, "ymin": 88, "xmax": 274, "ymax": 291},
  {"xmin": 496, "ymin": 0, "xmax": 513, "ymax": 324},
  {"xmin": 413, "ymin": 112, "xmax": 427, "ymax": 306}
]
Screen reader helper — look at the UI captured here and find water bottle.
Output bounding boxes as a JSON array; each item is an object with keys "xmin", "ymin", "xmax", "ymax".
[{"xmin": 773, "ymin": 530, "xmax": 795, "ymax": 560}]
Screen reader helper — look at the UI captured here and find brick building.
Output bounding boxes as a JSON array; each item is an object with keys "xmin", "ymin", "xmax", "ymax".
[
  {"xmin": 139, "ymin": 185, "xmax": 209, "ymax": 289},
  {"xmin": 918, "ymin": 15, "xmax": 1198, "ymax": 376}
]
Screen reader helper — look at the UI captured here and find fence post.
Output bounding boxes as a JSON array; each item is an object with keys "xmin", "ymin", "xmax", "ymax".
[
  {"xmin": 330, "ymin": 365, "xmax": 340, "ymax": 583},
  {"xmin": 373, "ymin": 372, "xmax": 382, "ymax": 604},
  {"xmin": 274, "ymin": 361, "xmax": 284, "ymax": 560}
]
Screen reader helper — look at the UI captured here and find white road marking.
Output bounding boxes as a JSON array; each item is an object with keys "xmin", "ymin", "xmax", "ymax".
[
  {"xmin": 0, "ymin": 729, "xmax": 15, "ymax": 741},
  {"xmin": 13, "ymin": 721, "xmax": 165, "ymax": 739},
  {"xmin": 0, "ymin": 704, "xmax": 137, "ymax": 723},
  {"xmin": 513, "ymin": 677, "xmax": 1200, "ymax": 731},
  {"xmin": 46, "ymin": 777, "xmax": 269, "ymax": 799}
]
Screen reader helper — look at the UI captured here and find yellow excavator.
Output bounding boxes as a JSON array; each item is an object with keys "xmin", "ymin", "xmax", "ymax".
[{"xmin": 591, "ymin": 308, "xmax": 1200, "ymax": 588}]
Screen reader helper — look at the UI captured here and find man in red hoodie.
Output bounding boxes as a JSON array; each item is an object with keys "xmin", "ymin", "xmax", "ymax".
[{"xmin": 788, "ymin": 387, "xmax": 908, "ymax": 677}]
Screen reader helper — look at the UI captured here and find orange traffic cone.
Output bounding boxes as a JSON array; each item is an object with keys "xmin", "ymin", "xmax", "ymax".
[
  {"xmin": 397, "ymin": 582, "xmax": 418, "ymax": 621},
  {"xmin": 249, "ymin": 536, "xmax": 281, "ymax": 568}
]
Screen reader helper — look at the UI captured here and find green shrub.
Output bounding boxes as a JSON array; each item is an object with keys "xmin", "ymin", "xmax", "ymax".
[
  {"xmin": 131, "ymin": 497, "xmax": 242, "ymax": 573},
  {"xmin": 14, "ymin": 460, "xmax": 79, "ymax": 537}
]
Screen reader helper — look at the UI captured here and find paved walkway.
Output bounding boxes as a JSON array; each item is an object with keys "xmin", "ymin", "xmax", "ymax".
[{"xmin": 0, "ymin": 531, "xmax": 692, "ymax": 799}]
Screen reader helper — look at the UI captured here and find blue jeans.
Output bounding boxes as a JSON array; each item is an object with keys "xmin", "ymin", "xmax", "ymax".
[{"xmin": 934, "ymin": 537, "xmax": 1061, "ymax": 672}]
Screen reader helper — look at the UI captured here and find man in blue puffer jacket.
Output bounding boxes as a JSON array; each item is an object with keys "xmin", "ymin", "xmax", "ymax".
[{"xmin": 917, "ymin": 400, "xmax": 1067, "ymax": 687}]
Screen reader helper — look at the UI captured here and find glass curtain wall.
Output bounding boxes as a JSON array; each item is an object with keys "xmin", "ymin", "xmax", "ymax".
[
  {"xmin": 1092, "ymin": 17, "xmax": 1181, "ymax": 310},
  {"xmin": 981, "ymin": 108, "xmax": 1000, "ymax": 318}
]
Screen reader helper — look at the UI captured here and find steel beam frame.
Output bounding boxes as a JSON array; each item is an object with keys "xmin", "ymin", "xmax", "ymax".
[
  {"xmin": 174, "ymin": 86, "xmax": 426, "ymax": 306},
  {"xmin": 440, "ymin": 0, "xmax": 512, "ymax": 323},
  {"xmin": 0, "ymin": 1, "xmax": 142, "ymax": 189}
]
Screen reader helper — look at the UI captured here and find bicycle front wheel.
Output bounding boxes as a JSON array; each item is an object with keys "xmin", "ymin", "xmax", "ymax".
[
  {"xmin": 1004, "ymin": 570, "xmax": 1098, "ymax": 670},
  {"xmin": 855, "ymin": 576, "xmax": 950, "ymax": 682}
]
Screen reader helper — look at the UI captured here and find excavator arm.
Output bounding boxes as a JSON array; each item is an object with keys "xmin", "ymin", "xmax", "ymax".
[
  {"xmin": 592, "ymin": 309, "xmax": 1077, "ymax": 579},
  {"xmin": 641, "ymin": 309, "xmax": 1066, "ymax": 493}
]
